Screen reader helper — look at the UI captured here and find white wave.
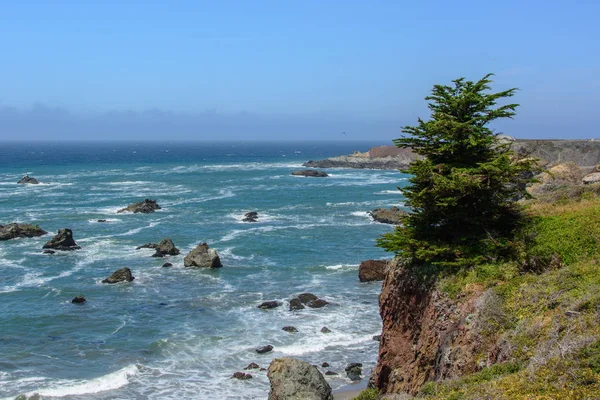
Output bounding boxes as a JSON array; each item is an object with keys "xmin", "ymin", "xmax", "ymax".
[
  {"xmin": 27, "ymin": 364, "xmax": 139, "ymax": 397},
  {"xmin": 169, "ymin": 161, "xmax": 303, "ymax": 173},
  {"xmin": 78, "ymin": 221, "xmax": 161, "ymax": 243},
  {"xmin": 375, "ymin": 189, "xmax": 403, "ymax": 195},
  {"xmin": 105, "ymin": 181, "xmax": 152, "ymax": 185},
  {"xmin": 88, "ymin": 218, "xmax": 121, "ymax": 223},
  {"xmin": 324, "ymin": 264, "xmax": 357, "ymax": 271},
  {"xmin": 277, "ymin": 333, "xmax": 375, "ymax": 356},
  {"xmin": 0, "ymin": 267, "xmax": 79, "ymax": 294},
  {"xmin": 350, "ymin": 211, "xmax": 371, "ymax": 219}
]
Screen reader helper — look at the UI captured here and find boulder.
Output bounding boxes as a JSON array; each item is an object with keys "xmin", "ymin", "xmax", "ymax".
[
  {"xmin": 117, "ymin": 199, "xmax": 161, "ymax": 214},
  {"xmin": 97, "ymin": 219, "xmax": 107, "ymax": 223},
  {"xmin": 244, "ymin": 362, "xmax": 260, "ymax": 370},
  {"xmin": 232, "ymin": 372, "xmax": 253, "ymax": 380},
  {"xmin": 71, "ymin": 296, "xmax": 86, "ymax": 304},
  {"xmin": 298, "ymin": 293, "xmax": 318, "ymax": 303},
  {"xmin": 17, "ymin": 175, "xmax": 39, "ymax": 184},
  {"xmin": 289, "ymin": 298, "xmax": 305, "ymax": 311},
  {"xmin": 320, "ymin": 327, "xmax": 331, "ymax": 334},
  {"xmin": 308, "ymin": 299, "xmax": 329, "ymax": 308},
  {"xmin": 358, "ymin": 260, "xmax": 389, "ymax": 282},
  {"xmin": 243, "ymin": 211, "xmax": 259, "ymax": 222},
  {"xmin": 369, "ymin": 207, "xmax": 407, "ymax": 225},
  {"xmin": 267, "ymin": 357, "xmax": 333, "ymax": 400},
  {"xmin": 136, "ymin": 243, "xmax": 158, "ymax": 250},
  {"xmin": 324, "ymin": 371, "xmax": 338, "ymax": 376},
  {"xmin": 529, "ymin": 162, "xmax": 583, "ymax": 195},
  {"xmin": 291, "ymin": 170, "xmax": 329, "ymax": 178},
  {"xmin": 184, "ymin": 243, "xmax": 222, "ymax": 268},
  {"xmin": 256, "ymin": 345, "xmax": 274, "ymax": 354},
  {"xmin": 321, "ymin": 362, "xmax": 329, "ymax": 368},
  {"xmin": 583, "ymin": 172, "xmax": 600, "ymax": 185},
  {"xmin": 151, "ymin": 238, "xmax": 180, "ymax": 257},
  {"xmin": 42, "ymin": 228, "xmax": 80, "ymax": 250},
  {"xmin": 162, "ymin": 262, "xmax": 173, "ymax": 268},
  {"xmin": 0, "ymin": 223, "xmax": 47, "ymax": 241},
  {"xmin": 102, "ymin": 268, "xmax": 135, "ymax": 284},
  {"xmin": 282, "ymin": 326, "xmax": 298, "ymax": 333},
  {"xmin": 345, "ymin": 363, "xmax": 362, "ymax": 381},
  {"xmin": 258, "ymin": 301, "xmax": 282, "ymax": 310}
]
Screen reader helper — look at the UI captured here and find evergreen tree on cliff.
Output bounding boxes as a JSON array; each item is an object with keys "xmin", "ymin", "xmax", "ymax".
[{"xmin": 378, "ymin": 74, "xmax": 536, "ymax": 267}]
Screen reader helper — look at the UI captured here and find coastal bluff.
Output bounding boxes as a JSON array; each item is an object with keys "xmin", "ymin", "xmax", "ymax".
[{"xmin": 303, "ymin": 140, "xmax": 600, "ymax": 170}]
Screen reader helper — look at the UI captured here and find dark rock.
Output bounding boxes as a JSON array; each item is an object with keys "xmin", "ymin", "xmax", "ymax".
[
  {"xmin": 320, "ymin": 327, "xmax": 331, "ymax": 333},
  {"xmin": 162, "ymin": 262, "xmax": 173, "ymax": 268},
  {"xmin": 325, "ymin": 371, "xmax": 338, "ymax": 376},
  {"xmin": 307, "ymin": 299, "xmax": 329, "ymax": 308},
  {"xmin": 289, "ymin": 298, "xmax": 305, "ymax": 311},
  {"xmin": 244, "ymin": 362, "xmax": 260, "ymax": 370},
  {"xmin": 291, "ymin": 170, "xmax": 329, "ymax": 178},
  {"xmin": 232, "ymin": 372, "xmax": 253, "ymax": 380},
  {"xmin": 260, "ymin": 367, "xmax": 267, "ymax": 371},
  {"xmin": 43, "ymin": 249, "xmax": 55, "ymax": 254},
  {"xmin": 369, "ymin": 207, "xmax": 407, "ymax": 225},
  {"xmin": 0, "ymin": 223, "xmax": 47, "ymax": 241},
  {"xmin": 345, "ymin": 363, "xmax": 363, "ymax": 381},
  {"xmin": 258, "ymin": 301, "xmax": 282, "ymax": 310},
  {"xmin": 282, "ymin": 326, "xmax": 298, "ymax": 333},
  {"xmin": 321, "ymin": 362, "xmax": 329, "ymax": 368},
  {"xmin": 97, "ymin": 219, "xmax": 107, "ymax": 223},
  {"xmin": 298, "ymin": 293, "xmax": 319, "ymax": 304},
  {"xmin": 42, "ymin": 228, "xmax": 80, "ymax": 251},
  {"xmin": 358, "ymin": 259, "xmax": 389, "ymax": 282},
  {"xmin": 117, "ymin": 199, "xmax": 161, "ymax": 214},
  {"xmin": 268, "ymin": 357, "xmax": 333, "ymax": 400},
  {"xmin": 17, "ymin": 175, "xmax": 39, "ymax": 184},
  {"xmin": 256, "ymin": 345, "xmax": 274, "ymax": 354},
  {"xmin": 372, "ymin": 335, "xmax": 382, "ymax": 342},
  {"xmin": 71, "ymin": 296, "xmax": 86, "ymax": 304},
  {"xmin": 136, "ymin": 243, "xmax": 158, "ymax": 250},
  {"xmin": 102, "ymin": 267, "xmax": 135, "ymax": 284},
  {"xmin": 243, "ymin": 211, "xmax": 259, "ymax": 222},
  {"xmin": 151, "ymin": 238, "xmax": 180, "ymax": 257},
  {"xmin": 184, "ymin": 243, "xmax": 222, "ymax": 268}
]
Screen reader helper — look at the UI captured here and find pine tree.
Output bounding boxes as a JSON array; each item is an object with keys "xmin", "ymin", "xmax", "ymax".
[{"xmin": 378, "ymin": 74, "xmax": 535, "ymax": 268}]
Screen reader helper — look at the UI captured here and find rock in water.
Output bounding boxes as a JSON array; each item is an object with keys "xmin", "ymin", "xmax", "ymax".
[
  {"xmin": 282, "ymin": 326, "xmax": 298, "ymax": 333},
  {"xmin": 42, "ymin": 228, "xmax": 80, "ymax": 250},
  {"xmin": 267, "ymin": 358, "xmax": 333, "ymax": 400},
  {"xmin": 162, "ymin": 262, "xmax": 173, "ymax": 268},
  {"xmin": 184, "ymin": 243, "xmax": 223, "ymax": 268},
  {"xmin": 232, "ymin": 372, "xmax": 253, "ymax": 380},
  {"xmin": 17, "ymin": 175, "xmax": 39, "ymax": 184},
  {"xmin": 151, "ymin": 238, "xmax": 180, "ymax": 257},
  {"xmin": 369, "ymin": 207, "xmax": 407, "ymax": 225},
  {"xmin": 258, "ymin": 301, "xmax": 282, "ymax": 310},
  {"xmin": 256, "ymin": 345, "xmax": 274, "ymax": 354},
  {"xmin": 102, "ymin": 268, "xmax": 135, "ymax": 284},
  {"xmin": 71, "ymin": 296, "xmax": 86, "ymax": 304},
  {"xmin": 320, "ymin": 327, "xmax": 331, "ymax": 333},
  {"xmin": 136, "ymin": 243, "xmax": 158, "ymax": 250},
  {"xmin": 345, "ymin": 363, "xmax": 362, "ymax": 381},
  {"xmin": 244, "ymin": 362, "xmax": 260, "ymax": 370},
  {"xmin": 291, "ymin": 170, "xmax": 329, "ymax": 177},
  {"xmin": 289, "ymin": 298, "xmax": 305, "ymax": 311},
  {"xmin": 242, "ymin": 211, "xmax": 259, "ymax": 222},
  {"xmin": 298, "ymin": 293, "xmax": 318, "ymax": 303},
  {"xmin": 0, "ymin": 223, "xmax": 47, "ymax": 241},
  {"xmin": 117, "ymin": 199, "xmax": 161, "ymax": 214},
  {"xmin": 358, "ymin": 259, "xmax": 389, "ymax": 282}
]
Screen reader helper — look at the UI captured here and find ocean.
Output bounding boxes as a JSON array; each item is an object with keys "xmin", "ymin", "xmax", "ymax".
[{"xmin": 0, "ymin": 141, "xmax": 408, "ymax": 400}]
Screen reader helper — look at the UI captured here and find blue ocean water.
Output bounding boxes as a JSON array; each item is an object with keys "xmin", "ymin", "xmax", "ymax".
[{"xmin": 0, "ymin": 141, "xmax": 408, "ymax": 400}]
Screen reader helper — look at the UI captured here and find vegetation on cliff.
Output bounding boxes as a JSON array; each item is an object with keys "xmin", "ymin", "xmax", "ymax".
[{"xmin": 377, "ymin": 74, "xmax": 536, "ymax": 268}]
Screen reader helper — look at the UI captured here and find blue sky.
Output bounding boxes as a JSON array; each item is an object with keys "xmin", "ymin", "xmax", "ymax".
[{"xmin": 1, "ymin": 0, "xmax": 599, "ymax": 141}]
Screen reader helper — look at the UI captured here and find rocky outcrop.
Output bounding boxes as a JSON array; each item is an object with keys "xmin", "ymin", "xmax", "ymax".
[
  {"xmin": 243, "ymin": 211, "xmax": 259, "ymax": 222},
  {"xmin": 71, "ymin": 296, "xmax": 86, "ymax": 304},
  {"xmin": 267, "ymin": 358, "xmax": 333, "ymax": 400},
  {"xmin": 137, "ymin": 238, "xmax": 180, "ymax": 257},
  {"xmin": 528, "ymin": 162, "xmax": 583, "ymax": 195},
  {"xmin": 102, "ymin": 268, "xmax": 135, "ymax": 284},
  {"xmin": 291, "ymin": 170, "xmax": 329, "ymax": 177},
  {"xmin": 183, "ymin": 243, "xmax": 222, "ymax": 268},
  {"xmin": 17, "ymin": 175, "xmax": 40, "ymax": 184},
  {"xmin": 359, "ymin": 260, "xmax": 389, "ymax": 282},
  {"xmin": 42, "ymin": 228, "xmax": 80, "ymax": 250},
  {"xmin": 371, "ymin": 259, "xmax": 494, "ymax": 396},
  {"xmin": 369, "ymin": 207, "xmax": 407, "ymax": 225},
  {"xmin": 0, "ymin": 223, "xmax": 47, "ymax": 241},
  {"xmin": 117, "ymin": 199, "xmax": 161, "ymax": 214}
]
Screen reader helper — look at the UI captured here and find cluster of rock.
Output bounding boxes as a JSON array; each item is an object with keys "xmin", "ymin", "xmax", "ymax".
[
  {"xmin": 528, "ymin": 162, "xmax": 600, "ymax": 196},
  {"xmin": 117, "ymin": 199, "xmax": 161, "ymax": 214},
  {"xmin": 243, "ymin": 211, "xmax": 259, "ymax": 222},
  {"xmin": 136, "ymin": 238, "xmax": 180, "ymax": 257},
  {"xmin": 369, "ymin": 206, "xmax": 407, "ymax": 225},
  {"xmin": 291, "ymin": 170, "xmax": 329, "ymax": 177},
  {"xmin": 0, "ymin": 223, "xmax": 47, "ymax": 241},
  {"xmin": 257, "ymin": 292, "xmax": 330, "ymax": 312}
]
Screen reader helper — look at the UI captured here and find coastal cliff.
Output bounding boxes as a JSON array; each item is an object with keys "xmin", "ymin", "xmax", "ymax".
[{"xmin": 304, "ymin": 140, "xmax": 600, "ymax": 170}]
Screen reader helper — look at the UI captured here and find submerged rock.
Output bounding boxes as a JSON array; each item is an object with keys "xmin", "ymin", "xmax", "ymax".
[
  {"xmin": 97, "ymin": 219, "xmax": 107, "ymax": 223},
  {"xmin": 345, "ymin": 363, "xmax": 363, "ymax": 381},
  {"xmin": 291, "ymin": 170, "xmax": 329, "ymax": 177},
  {"xmin": 243, "ymin": 211, "xmax": 259, "ymax": 222},
  {"xmin": 256, "ymin": 345, "xmax": 274, "ymax": 354},
  {"xmin": 0, "ymin": 223, "xmax": 47, "ymax": 241},
  {"xmin": 42, "ymin": 228, "xmax": 80, "ymax": 251},
  {"xmin": 102, "ymin": 267, "xmax": 135, "ymax": 284},
  {"xmin": 358, "ymin": 259, "xmax": 389, "ymax": 282},
  {"xmin": 184, "ymin": 243, "xmax": 222, "ymax": 268},
  {"xmin": 320, "ymin": 327, "xmax": 331, "ymax": 334},
  {"xmin": 232, "ymin": 372, "xmax": 253, "ymax": 380},
  {"xmin": 282, "ymin": 326, "xmax": 298, "ymax": 333},
  {"xmin": 17, "ymin": 175, "xmax": 40, "ymax": 184},
  {"xmin": 71, "ymin": 296, "xmax": 86, "ymax": 304},
  {"xmin": 258, "ymin": 301, "xmax": 281, "ymax": 310},
  {"xmin": 117, "ymin": 199, "xmax": 161, "ymax": 214},
  {"xmin": 162, "ymin": 262, "xmax": 173, "ymax": 268},
  {"xmin": 267, "ymin": 357, "xmax": 333, "ymax": 400},
  {"xmin": 245, "ymin": 362, "xmax": 260, "ymax": 370},
  {"xmin": 369, "ymin": 206, "xmax": 407, "ymax": 225},
  {"xmin": 290, "ymin": 293, "xmax": 329, "ymax": 309}
]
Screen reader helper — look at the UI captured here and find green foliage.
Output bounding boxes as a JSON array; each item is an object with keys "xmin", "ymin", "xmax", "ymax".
[
  {"xmin": 378, "ymin": 74, "xmax": 536, "ymax": 268},
  {"xmin": 351, "ymin": 388, "xmax": 380, "ymax": 400}
]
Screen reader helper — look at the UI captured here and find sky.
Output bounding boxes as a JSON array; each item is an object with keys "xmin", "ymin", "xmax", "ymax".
[{"xmin": 0, "ymin": 0, "xmax": 599, "ymax": 141}]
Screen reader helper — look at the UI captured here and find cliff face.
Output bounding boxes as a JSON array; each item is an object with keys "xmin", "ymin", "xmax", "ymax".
[{"xmin": 371, "ymin": 260, "xmax": 503, "ymax": 395}]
